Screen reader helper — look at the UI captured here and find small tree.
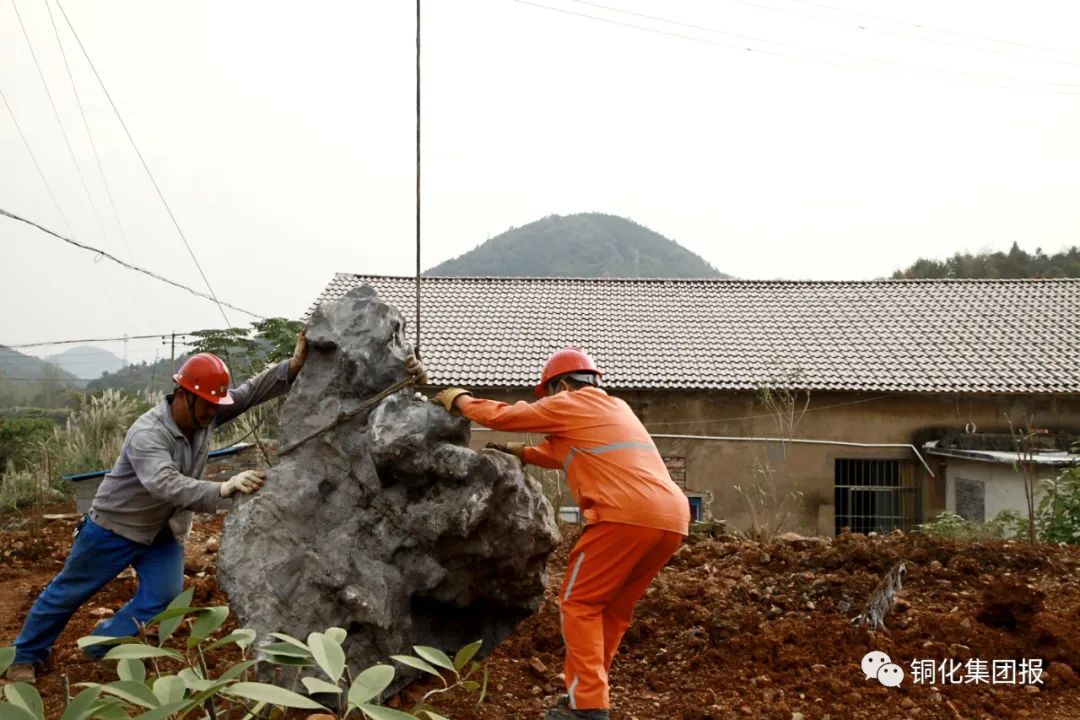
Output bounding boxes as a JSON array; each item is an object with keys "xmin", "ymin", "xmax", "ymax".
[{"xmin": 734, "ymin": 373, "xmax": 809, "ymax": 541}]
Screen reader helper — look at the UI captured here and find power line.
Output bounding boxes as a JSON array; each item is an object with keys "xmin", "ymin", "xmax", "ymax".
[
  {"xmin": 0, "ymin": 85, "xmax": 75, "ymax": 235},
  {"xmin": 692, "ymin": 0, "xmax": 1080, "ymax": 69},
  {"xmin": 544, "ymin": 0, "xmax": 1080, "ymax": 94},
  {"xmin": 55, "ymin": 0, "xmax": 234, "ymax": 330},
  {"xmin": 10, "ymin": 0, "xmax": 113, "ymax": 249},
  {"xmin": 5, "ymin": 333, "xmax": 189, "ymax": 349},
  {"xmin": 44, "ymin": 0, "xmax": 133, "ymax": 261},
  {"xmin": 783, "ymin": 0, "xmax": 1080, "ymax": 60},
  {"xmin": 0, "ymin": 206, "xmax": 267, "ymax": 320}
]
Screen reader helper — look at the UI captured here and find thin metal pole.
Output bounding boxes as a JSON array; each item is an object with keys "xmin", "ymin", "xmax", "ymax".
[{"xmin": 415, "ymin": 0, "xmax": 422, "ymax": 356}]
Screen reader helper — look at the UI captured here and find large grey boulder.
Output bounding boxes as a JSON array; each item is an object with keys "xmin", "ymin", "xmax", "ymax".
[{"xmin": 218, "ymin": 286, "xmax": 559, "ymax": 680}]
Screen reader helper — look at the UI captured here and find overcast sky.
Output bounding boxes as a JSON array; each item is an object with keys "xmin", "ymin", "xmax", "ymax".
[{"xmin": 2, "ymin": 0, "xmax": 1079, "ymax": 370}]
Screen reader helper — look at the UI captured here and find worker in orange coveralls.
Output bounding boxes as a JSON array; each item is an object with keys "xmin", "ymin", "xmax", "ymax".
[{"xmin": 433, "ymin": 347, "xmax": 690, "ymax": 720}]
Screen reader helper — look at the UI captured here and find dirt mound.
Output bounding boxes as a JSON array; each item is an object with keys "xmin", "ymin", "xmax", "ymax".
[{"xmin": 4, "ymin": 510, "xmax": 1080, "ymax": 720}]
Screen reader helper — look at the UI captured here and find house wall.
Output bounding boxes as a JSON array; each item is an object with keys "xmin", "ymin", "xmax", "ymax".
[
  {"xmin": 944, "ymin": 459, "xmax": 1061, "ymax": 523},
  {"xmin": 465, "ymin": 388, "xmax": 1080, "ymax": 536}
]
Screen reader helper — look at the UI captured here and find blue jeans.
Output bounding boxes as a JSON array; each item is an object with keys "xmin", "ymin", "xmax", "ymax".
[{"xmin": 13, "ymin": 516, "xmax": 184, "ymax": 666}]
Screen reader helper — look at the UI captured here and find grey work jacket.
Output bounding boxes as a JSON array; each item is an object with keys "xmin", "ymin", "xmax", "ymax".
[{"xmin": 89, "ymin": 361, "xmax": 292, "ymax": 545}]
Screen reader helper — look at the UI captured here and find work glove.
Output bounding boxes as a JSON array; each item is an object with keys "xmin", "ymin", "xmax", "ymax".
[
  {"xmin": 220, "ymin": 469, "xmax": 266, "ymax": 498},
  {"xmin": 486, "ymin": 442, "xmax": 525, "ymax": 460},
  {"xmin": 288, "ymin": 328, "xmax": 307, "ymax": 381},
  {"xmin": 432, "ymin": 387, "xmax": 472, "ymax": 413},
  {"xmin": 405, "ymin": 354, "xmax": 429, "ymax": 385}
]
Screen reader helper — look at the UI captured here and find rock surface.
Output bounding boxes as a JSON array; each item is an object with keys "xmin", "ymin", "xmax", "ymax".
[{"xmin": 218, "ymin": 286, "xmax": 559, "ymax": 681}]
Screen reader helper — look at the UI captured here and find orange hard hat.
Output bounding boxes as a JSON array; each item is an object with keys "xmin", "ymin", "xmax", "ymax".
[
  {"xmin": 535, "ymin": 347, "xmax": 603, "ymax": 398},
  {"xmin": 173, "ymin": 353, "xmax": 234, "ymax": 405}
]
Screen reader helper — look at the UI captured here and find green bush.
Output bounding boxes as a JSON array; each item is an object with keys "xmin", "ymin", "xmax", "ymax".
[
  {"xmin": 1035, "ymin": 468, "xmax": 1080, "ymax": 544},
  {"xmin": 0, "ymin": 590, "xmax": 486, "ymax": 719},
  {"xmin": 913, "ymin": 510, "xmax": 1023, "ymax": 540},
  {"xmin": 0, "ymin": 417, "xmax": 54, "ymax": 472}
]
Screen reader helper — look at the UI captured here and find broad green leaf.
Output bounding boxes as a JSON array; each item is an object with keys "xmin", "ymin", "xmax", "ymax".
[
  {"xmin": 347, "ymin": 664, "xmax": 394, "ymax": 707},
  {"xmin": 421, "ymin": 711, "xmax": 451, "ymax": 720},
  {"xmin": 3, "ymin": 683, "xmax": 43, "ymax": 719},
  {"xmin": 301, "ymin": 677, "xmax": 343, "ymax": 695},
  {"xmin": 413, "ymin": 646, "xmax": 454, "ymax": 673},
  {"xmin": 131, "ymin": 702, "xmax": 186, "ymax": 720},
  {"xmin": 174, "ymin": 680, "xmax": 231, "ymax": 713},
  {"xmin": 307, "ymin": 631, "xmax": 346, "ymax": 682},
  {"xmin": 60, "ymin": 687, "xmax": 101, "ymax": 720},
  {"xmin": 151, "ymin": 676, "xmax": 186, "ymax": 705},
  {"xmin": 85, "ymin": 700, "xmax": 127, "ymax": 720},
  {"xmin": 0, "ymin": 704, "xmax": 36, "ymax": 720},
  {"xmin": 176, "ymin": 667, "xmax": 204, "ymax": 689},
  {"xmin": 187, "ymin": 606, "xmax": 229, "ymax": 647},
  {"xmin": 259, "ymin": 642, "xmax": 311, "ymax": 658},
  {"xmin": 460, "ymin": 680, "xmax": 480, "ymax": 691},
  {"xmin": 222, "ymin": 682, "xmax": 326, "ymax": 710},
  {"xmin": 116, "ymin": 658, "xmax": 146, "ymax": 683},
  {"xmin": 391, "ymin": 655, "xmax": 441, "ymax": 678},
  {"xmin": 261, "ymin": 653, "xmax": 315, "ymax": 667},
  {"xmin": 76, "ymin": 635, "xmax": 138, "ymax": 649},
  {"xmin": 220, "ymin": 659, "xmax": 259, "ymax": 681},
  {"xmin": 453, "ymin": 640, "xmax": 482, "ymax": 673},
  {"xmin": 268, "ymin": 632, "xmax": 309, "ymax": 651},
  {"xmin": 325, "ymin": 627, "xmax": 347, "ymax": 644},
  {"xmin": 148, "ymin": 607, "xmax": 199, "ymax": 623},
  {"xmin": 0, "ymin": 647, "xmax": 14, "ymax": 677},
  {"xmin": 155, "ymin": 588, "xmax": 194, "ymax": 643},
  {"xmin": 103, "ymin": 644, "xmax": 184, "ymax": 662},
  {"xmin": 358, "ymin": 704, "xmax": 417, "ymax": 720},
  {"xmin": 205, "ymin": 628, "xmax": 257, "ymax": 652},
  {"xmin": 99, "ymin": 680, "xmax": 161, "ymax": 709}
]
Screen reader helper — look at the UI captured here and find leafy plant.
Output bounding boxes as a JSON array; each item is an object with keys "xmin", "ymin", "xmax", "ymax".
[
  {"xmin": 734, "ymin": 376, "xmax": 808, "ymax": 542},
  {"xmin": 912, "ymin": 510, "xmax": 1023, "ymax": 540},
  {"xmin": 1034, "ymin": 468, "xmax": 1080, "ymax": 545},
  {"xmin": 0, "ymin": 591, "xmax": 486, "ymax": 719}
]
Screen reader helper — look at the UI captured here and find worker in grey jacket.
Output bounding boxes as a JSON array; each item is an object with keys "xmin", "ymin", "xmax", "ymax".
[{"xmin": 7, "ymin": 334, "xmax": 315, "ymax": 685}]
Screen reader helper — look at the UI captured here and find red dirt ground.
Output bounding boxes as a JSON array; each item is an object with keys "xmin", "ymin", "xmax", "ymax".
[{"xmin": 3, "ymin": 505, "xmax": 1080, "ymax": 720}]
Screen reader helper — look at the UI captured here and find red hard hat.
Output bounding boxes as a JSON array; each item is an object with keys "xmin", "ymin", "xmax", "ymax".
[
  {"xmin": 173, "ymin": 353, "xmax": 234, "ymax": 406},
  {"xmin": 535, "ymin": 347, "xmax": 603, "ymax": 398}
]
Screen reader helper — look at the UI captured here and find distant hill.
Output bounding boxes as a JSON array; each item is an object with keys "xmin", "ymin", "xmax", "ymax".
[
  {"xmin": 47, "ymin": 346, "xmax": 124, "ymax": 384},
  {"xmin": 0, "ymin": 346, "xmax": 80, "ymax": 407},
  {"xmin": 893, "ymin": 242, "xmax": 1080, "ymax": 279},
  {"xmin": 87, "ymin": 356, "xmax": 189, "ymax": 396},
  {"xmin": 0, "ymin": 346, "xmax": 78, "ymax": 384},
  {"xmin": 425, "ymin": 213, "xmax": 728, "ymax": 278}
]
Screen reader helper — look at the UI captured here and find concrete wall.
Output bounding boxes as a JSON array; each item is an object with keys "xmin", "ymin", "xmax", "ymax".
[
  {"xmin": 464, "ymin": 387, "xmax": 1080, "ymax": 536},
  {"xmin": 944, "ymin": 459, "xmax": 1061, "ymax": 523}
]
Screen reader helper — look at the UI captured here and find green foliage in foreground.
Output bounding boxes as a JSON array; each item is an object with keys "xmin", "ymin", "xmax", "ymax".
[{"xmin": 0, "ymin": 589, "xmax": 487, "ymax": 719}]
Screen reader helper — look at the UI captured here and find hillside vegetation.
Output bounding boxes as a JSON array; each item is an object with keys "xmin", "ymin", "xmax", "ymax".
[{"xmin": 426, "ymin": 213, "xmax": 728, "ymax": 278}]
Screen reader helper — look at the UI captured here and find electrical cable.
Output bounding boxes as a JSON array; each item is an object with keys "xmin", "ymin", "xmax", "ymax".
[
  {"xmin": 10, "ymin": 0, "xmax": 113, "ymax": 249},
  {"xmin": 0, "ymin": 85, "xmax": 75, "ymax": 235},
  {"xmin": 55, "ymin": 0, "xmax": 234, "ymax": 329},
  {"xmin": 43, "ymin": 0, "xmax": 133, "ymax": 261},
  {"xmin": 512, "ymin": 0, "xmax": 1080, "ymax": 96},
  {"xmin": 0, "ymin": 206, "xmax": 266, "ymax": 320}
]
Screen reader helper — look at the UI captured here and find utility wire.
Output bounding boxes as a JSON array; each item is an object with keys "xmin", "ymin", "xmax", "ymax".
[
  {"xmin": 0, "ymin": 85, "xmax": 74, "ymax": 235},
  {"xmin": 415, "ymin": 0, "xmax": 422, "ymax": 356},
  {"xmin": 5, "ymin": 333, "xmax": 191, "ymax": 349},
  {"xmin": 44, "ymin": 0, "xmax": 133, "ymax": 261},
  {"xmin": 10, "ymin": 0, "xmax": 113, "ymax": 249},
  {"xmin": 783, "ymin": 0, "xmax": 1080, "ymax": 60},
  {"xmin": 55, "ymin": 0, "xmax": 234, "ymax": 330},
  {"xmin": 0, "ymin": 206, "xmax": 266, "ymax": 320},
  {"xmin": 688, "ymin": 0, "xmax": 1080, "ymax": 69},
  {"xmin": 545, "ymin": 0, "xmax": 1080, "ymax": 94}
]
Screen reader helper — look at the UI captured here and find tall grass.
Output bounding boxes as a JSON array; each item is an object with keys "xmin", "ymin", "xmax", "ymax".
[{"xmin": 0, "ymin": 390, "xmax": 147, "ymax": 511}]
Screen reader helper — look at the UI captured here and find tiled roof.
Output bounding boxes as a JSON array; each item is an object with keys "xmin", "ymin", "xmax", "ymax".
[{"xmin": 309, "ymin": 275, "xmax": 1080, "ymax": 395}]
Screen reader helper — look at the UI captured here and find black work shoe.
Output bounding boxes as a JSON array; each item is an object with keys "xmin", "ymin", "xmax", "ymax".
[{"xmin": 544, "ymin": 706, "xmax": 609, "ymax": 720}]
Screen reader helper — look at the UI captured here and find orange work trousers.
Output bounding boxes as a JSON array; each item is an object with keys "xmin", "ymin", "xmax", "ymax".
[{"xmin": 559, "ymin": 521, "xmax": 684, "ymax": 710}]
